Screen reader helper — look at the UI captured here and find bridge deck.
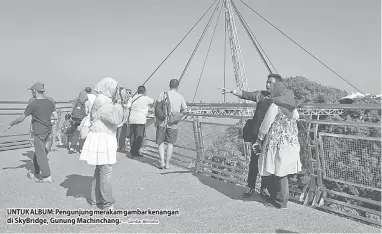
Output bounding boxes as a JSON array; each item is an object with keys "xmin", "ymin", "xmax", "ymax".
[{"xmin": 0, "ymin": 147, "xmax": 379, "ymax": 233}]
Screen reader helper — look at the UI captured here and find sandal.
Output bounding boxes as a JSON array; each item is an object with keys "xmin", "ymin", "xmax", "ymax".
[{"xmin": 35, "ymin": 177, "xmax": 54, "ymax": 183}]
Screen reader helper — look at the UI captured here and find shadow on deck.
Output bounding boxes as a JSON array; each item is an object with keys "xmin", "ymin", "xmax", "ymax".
[{"xmin": 0, "ymin": 147, "xmax": 379, "ymax": 233}]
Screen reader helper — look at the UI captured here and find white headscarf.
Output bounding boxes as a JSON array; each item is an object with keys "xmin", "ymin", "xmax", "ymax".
[
  {"xmin": 92, "ymin": 77, "xmax": 118, "ymax": 114},
  {"xmin": 94, "ymin": 77, "xmax": 118, "ymax": 98}
]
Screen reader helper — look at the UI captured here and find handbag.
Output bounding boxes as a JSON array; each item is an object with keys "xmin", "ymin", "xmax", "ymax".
[{"xmin": 242, "ymin": 119, "xmax": 254, "ymax": 142}]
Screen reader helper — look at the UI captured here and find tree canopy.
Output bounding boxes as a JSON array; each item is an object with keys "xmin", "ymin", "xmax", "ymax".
[{"xmin": 283, "ymin": 76, "xmax": 348, "ymax": 105}]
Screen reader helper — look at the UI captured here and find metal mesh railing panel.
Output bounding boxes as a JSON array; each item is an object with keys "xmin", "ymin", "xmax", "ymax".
[
  {"xmin": 320, "ymin": 133, "xmax": 381, "ymax": 190},
  {"xmin": 144, "ymin": 120, "xmax": 197, "ymax": 168},
  {"xmin": 201, "ymin": 122, "xmax": 247, "ymax": 162},
  {"xmin": 145, "ymin": 120, "xmax": 196, "ymax": 150},
  {"xmin": 199, "ymin": 122, "xmax": 249, "ymax": 185}
]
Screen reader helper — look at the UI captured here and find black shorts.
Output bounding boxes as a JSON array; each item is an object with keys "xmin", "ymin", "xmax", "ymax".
[{"xmin": 156, "ymin": 126, "xmax": 178, "ymax": 144}]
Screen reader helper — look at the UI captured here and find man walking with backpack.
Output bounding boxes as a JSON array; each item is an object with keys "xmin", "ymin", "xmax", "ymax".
[
  {"xmin": 128, "ymin": 86, "xmax": 154, "ymax": 157},
  {"xmin": 155, "ymin": 79, "xmax": 187, "ymax": 169}
]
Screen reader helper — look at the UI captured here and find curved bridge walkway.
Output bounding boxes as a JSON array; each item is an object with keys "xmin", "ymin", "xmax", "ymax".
[{"xmin": 0, "ymin": 147, "xmax": 379, "ymax": 233}]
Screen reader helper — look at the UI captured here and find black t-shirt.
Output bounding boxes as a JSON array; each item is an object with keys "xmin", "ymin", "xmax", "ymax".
[{"xmin": 24, "ymin": 99, "xmax": 56, "ymax": 135}]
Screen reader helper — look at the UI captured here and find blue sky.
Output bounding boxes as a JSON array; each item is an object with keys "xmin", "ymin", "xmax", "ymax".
[{"xmin": 0, "ymin": 0, "xmax": 380, "ymax": 103}]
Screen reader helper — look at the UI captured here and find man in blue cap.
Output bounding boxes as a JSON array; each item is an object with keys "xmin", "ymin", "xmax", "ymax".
[{"xmin": 6, "ymin": 82, "xmax": 58, "ymax": 183}]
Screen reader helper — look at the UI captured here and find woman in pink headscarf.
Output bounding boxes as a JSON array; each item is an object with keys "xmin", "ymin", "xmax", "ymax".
[
  {"xmin": 80, "ymin": 77, "xmax": 129, "ymax": 210},
  {"xmin": 257, "ymin": 82, "xmax": 301, "ymax": 209}
]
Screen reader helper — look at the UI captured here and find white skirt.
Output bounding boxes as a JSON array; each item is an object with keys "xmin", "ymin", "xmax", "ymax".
[
  {"xmin": 79, "ymin": 131, "xmax": 117, "ymax": 165},
  {"xmin": 258, "ymin": 143, "xmax": 302, "ymax": 177}
]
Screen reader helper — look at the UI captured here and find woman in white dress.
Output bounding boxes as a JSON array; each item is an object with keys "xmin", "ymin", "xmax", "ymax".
[
  {"xmin": 256, "ymin": 82, "xmax": 301, "ymax": 209},
  {"xmin": 79, "ymin": 77, "xmax": 129, "ymax": 210}
]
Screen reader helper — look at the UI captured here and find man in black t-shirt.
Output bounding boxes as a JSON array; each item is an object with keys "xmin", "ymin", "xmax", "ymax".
[
  {"xmin": 6, "ymin": 82, "xmax": 58, "ymax": 183},
  {"xmin": 28, "ymin": 94, "xmax": 58, "ymax": 151},
  {"xmin": 222, "ymin": 74, "xmax": 283, "ymax": 198}
]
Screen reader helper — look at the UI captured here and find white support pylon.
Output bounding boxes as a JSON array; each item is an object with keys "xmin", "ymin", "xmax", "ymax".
[{"xmin": 224, "ymin": 0, "xmax": 248, "ymax": 96}]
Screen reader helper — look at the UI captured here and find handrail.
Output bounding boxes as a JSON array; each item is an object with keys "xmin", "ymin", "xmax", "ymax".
[
  {"xmin": 0, "ymin": 133, "xmax": 30, "ymax": 138},
  {"xmin": 186, "ymin": 102, "xmax": 381, "ymax": 110},
  {"xmin": 0, "ymin": 101, "xmax": 72, "ymax": 105},
  {"xmin": 0, "ymin": 108, "xmax": 33, "ymax": 110},
  {"xmin": 298, "ymin": 103, "xmax": 381, "ymax": 110},
  {"xmin": 1, "ymin": 101, "xmax": 379, "ymax": 110},
  {"xmin": 0, "ymin": 106, "xmax": 73, "ymax": 116},
  {"xmin": 302, "ymin": 119, "xmax": 381, "ymax": 128}
]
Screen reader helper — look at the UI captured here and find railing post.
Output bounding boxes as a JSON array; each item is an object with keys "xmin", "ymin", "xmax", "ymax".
[
  {"xmin": 315, "ymin": 134, "xmax": 325, "ymax": 207},
  {"xmin": 303, "ymin": 115, "xmax": 318, "ymax": 206},
  {"xmin": 196, "ymin": 117, "xmax": 205, "ymax": 164},
  {"xmin": 303, "ymin": 113, "xmax": 325, "ymax": 207},
  {"xmin": 192, "ymin": 116, "xmax": 202, "ymax": 172},
  {"xmin": 311, "ymin": 114, "xmax": 324, "ymax": 207}
]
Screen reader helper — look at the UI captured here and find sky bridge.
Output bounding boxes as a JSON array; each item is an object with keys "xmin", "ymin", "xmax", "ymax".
[{"xmin": 0, "ymin": 0, "xmax": 380, "ymax": 232}]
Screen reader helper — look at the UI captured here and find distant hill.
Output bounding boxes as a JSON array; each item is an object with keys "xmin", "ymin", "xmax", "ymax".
[{"xmin": 283, "ymin": 76, "xmax": 348, "ymax": 105}]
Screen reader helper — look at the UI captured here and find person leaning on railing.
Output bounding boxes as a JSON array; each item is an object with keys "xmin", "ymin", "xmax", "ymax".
[
  {"xmin": 221, "ymin": 73, "xmax": 284, "ymax": 199},
  {"xmin": 127, "ymin": 85, "xmax": 154, "ymax": 157}
]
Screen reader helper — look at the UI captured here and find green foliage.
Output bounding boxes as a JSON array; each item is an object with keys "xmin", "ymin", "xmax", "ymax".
[
  {"xmin": 203, "ymin": 124, "xmax": 249, "ymax": 183},
  {"xmin": 318, "ymin": 96, "xmax": 381, "ymax": 220},
  {"xmin": 283, "ymin": 76, "xmax": 348, "ymax": 105}
]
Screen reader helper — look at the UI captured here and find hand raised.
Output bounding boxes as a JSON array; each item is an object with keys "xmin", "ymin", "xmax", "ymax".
[{"xmin": 220, "ymin": 88, "xmax": 233, "ymax": 94}]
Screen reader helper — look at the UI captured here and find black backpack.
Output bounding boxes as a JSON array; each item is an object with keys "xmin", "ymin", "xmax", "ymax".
[
  {"xmin": 71, "ymin": 99, "xmax": 86, "ymax": 120},
  {"xmin": 243, "ymin": 119, "xmax": 255, "ymax": 142},
  {"xmin": 154, "ymin": 92, "xmax": 168, "ymax": 121}
]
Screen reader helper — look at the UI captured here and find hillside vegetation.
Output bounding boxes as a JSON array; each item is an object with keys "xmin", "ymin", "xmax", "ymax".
[{"xmin": 283, "ymin": 76, "xmax": 348, "ymax": 105}]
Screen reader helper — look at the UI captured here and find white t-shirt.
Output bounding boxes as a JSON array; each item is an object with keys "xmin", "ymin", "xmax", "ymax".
[
  {"xmin": 128, "ymin": 94, "xmax": 154, "ymax": 125},
  {"xmin": 155, "ymin": 90, "xmax": 187, "ymax": 129}
]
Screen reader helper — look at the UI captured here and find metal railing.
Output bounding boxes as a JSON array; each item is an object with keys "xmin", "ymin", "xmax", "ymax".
[
  {"xmin": 0, "ymin": 101, "xmax": 73, "ymax": 151},
  {"xmin": 144, "ymin": 103, "xmax": 381, "ymax": 226}
]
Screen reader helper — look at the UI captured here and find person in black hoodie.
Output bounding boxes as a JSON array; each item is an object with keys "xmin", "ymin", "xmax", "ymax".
[{"xmin": 222, "ymin": 74, "xmax": 283, "ymax": 198}]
